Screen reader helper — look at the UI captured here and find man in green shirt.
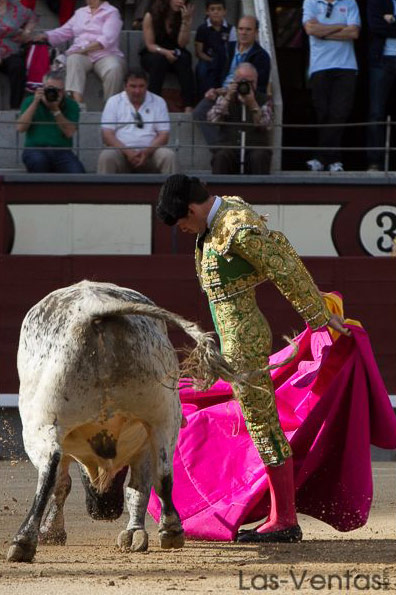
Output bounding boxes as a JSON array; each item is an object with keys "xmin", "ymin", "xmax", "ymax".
[{"xmin": 17, "ymin": 70, "xmax": 85, "ymax": 173}]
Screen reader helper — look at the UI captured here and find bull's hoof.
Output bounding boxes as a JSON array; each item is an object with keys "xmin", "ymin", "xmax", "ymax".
[
  {"xmin": 117, "ymin": 529, "xmax": 148, "ymax": 552},
  {"xmin": 159, "ymin": 530, "xmax": 185, "ymax": 550},
  {"xmin": 39, "ymin": 528, "xmax": 67, "ymax": 545},
  {"xmin": 7, "ymin": 540, "xmax": 36, "ymax": 563},
  {"xmin": 131, "ymin": 529, "xmax": 149, "ymax": 552}
]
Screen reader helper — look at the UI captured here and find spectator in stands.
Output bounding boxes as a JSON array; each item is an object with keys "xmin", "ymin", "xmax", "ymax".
[
  {"xmin": 140, "ymin": 0, "xmax": 195, "ymax": 112},
  {"xmin": 97, "ymin": 68, "xmax": 177, "ymax": 174},
  {"xmin": 366, "ymin": 0, "xmax": 396, "ymax": 171},
  {"xmin": 206, "ymin": 62, "xmax": 272, "ymax": 174},
  {"xmin": 193, "ymin": 15, "xmax": 271, "ymax": 147},
  {"xmin": 36, "ymin": 0, "xmax": 126, "ymax": 109},
  {"xmin": 16, "ymin": 70, "xmax": 85, "ymax": 173},
  {"xmin": 222, "ymin": 16, "xmax": 269, "ymax": 93},
  {"xmin": 303, "ymin": 0, "xmax": 361, "ymax": 172},
  {"xmin": 195, "ymin": 1, "xmax": 236, "ymax": 100},
  {"xmin": 0, "ymin": 0, "xmax": 37, "ymax": 108}
]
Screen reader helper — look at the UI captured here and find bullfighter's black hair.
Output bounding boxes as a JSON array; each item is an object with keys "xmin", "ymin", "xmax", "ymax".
[{"xmin": 156, "ymin": 174, "xmax": 209, "ymax": 226}]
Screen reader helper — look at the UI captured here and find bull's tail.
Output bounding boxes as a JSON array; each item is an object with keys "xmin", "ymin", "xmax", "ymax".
[{"xmin": 90, "ymin": 302, "xmax": 298, "ymax": 392}]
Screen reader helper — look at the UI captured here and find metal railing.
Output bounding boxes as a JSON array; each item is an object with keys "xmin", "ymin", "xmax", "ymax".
[{"xmin": 1, "ymin": 116, "xmax": 396, "ymax": 173}]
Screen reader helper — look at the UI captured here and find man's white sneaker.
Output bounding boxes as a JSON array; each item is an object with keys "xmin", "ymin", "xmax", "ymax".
[
  {"xmin": 306, "ymin": 159, "xmax": 324, "ymax": 172},
  {"xmin": 328, "ymin": 162, "xmax": 344, "ymax": 172}
]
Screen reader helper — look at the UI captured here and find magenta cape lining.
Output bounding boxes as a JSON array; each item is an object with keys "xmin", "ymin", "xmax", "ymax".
[{"xmin": 148, "ymin": 323, "xmax": 396, "ymax": 541}]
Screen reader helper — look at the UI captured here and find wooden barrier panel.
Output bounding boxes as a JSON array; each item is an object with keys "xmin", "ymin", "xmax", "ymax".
[{"xmin": 1, "ymin": 178, "xmax": 396, "ymax": 256}]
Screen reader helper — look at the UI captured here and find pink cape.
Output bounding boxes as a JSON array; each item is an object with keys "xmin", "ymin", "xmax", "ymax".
[{"xmin": 148, "ymin": 317, "xmax": 396, "ymax": 541}]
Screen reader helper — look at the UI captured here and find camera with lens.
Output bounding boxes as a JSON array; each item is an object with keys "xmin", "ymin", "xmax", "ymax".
[
  {"xmin": 44, "ymin": 86, "xmax": 59, "ymax": 102},
  {"xmin": 237, "ymin": 79, "xmax": 251, "ymax": 96}
]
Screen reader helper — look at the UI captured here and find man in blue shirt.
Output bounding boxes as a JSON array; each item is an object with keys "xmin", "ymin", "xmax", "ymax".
[
  {"xmin": 367, "ymin": 0, "xmax": 396, "ymax": 170},
  {"xmin": 303, "ymin": 0, "xmax": 361, "ymax": 172},
  {"xmin": 193, "ymin": 15, "xmax": 270, "ymax": 148}
]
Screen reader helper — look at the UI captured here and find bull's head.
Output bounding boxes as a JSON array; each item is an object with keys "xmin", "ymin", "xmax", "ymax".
[{"xmin": 78, "ymin": 464, "xmax": 128, "ymax": 520}]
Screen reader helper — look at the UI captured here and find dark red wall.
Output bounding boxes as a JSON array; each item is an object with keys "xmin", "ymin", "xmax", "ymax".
[{"xmin": 1, "ymin": 254, "xmax": 395, "ymax": 393}]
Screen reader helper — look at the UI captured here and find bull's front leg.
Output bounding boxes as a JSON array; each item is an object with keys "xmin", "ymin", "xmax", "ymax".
[
  {"xmin": 117, "ymin": 450, "xmax": 151, "ymax": 552},
  {"xmin": 39, "ymin": 456, "xmax": 72, "ymax": 545},
  {"xmin": 7, "ymin": 449, "xmax": 61, "ymax": 562}
]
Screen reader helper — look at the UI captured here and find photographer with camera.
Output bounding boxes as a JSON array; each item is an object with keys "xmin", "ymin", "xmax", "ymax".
[
  {"xmin": 16, "ymin": 70, "xmax": 85, "ymax": 173},
  {"xmin": 206, "ymin": 62, "xmax": 272, "ymax": 174},
  {"xmin": 193, "ymin": 15, "xmax": 270, "ymax": 148}
]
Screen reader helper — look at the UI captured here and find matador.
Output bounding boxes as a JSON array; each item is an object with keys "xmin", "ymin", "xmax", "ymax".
[{"xmin": 156, "ymin": 174, "xmax": 349, "ymax": 543}]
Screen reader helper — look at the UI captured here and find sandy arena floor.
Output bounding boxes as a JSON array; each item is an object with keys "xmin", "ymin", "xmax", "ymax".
[{"xmin": 0, "ymin": 460, "xmax": 395, "ymax": 594}]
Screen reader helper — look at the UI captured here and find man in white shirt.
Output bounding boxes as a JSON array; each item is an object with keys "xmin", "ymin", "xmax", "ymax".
[{"xmin": 97, "ymin": 68, "xmax": 176, "ymax": 174}]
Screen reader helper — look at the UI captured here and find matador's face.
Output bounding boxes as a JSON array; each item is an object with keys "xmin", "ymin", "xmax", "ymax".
[{"xmin": 176, "ymin": 204, "xmax": 207, "ymax": 235}]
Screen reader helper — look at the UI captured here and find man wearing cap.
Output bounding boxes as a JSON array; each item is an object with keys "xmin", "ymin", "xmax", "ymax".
[{"xmin": 156, "ymin": 174, "xmax": 350, "ymax": 543}]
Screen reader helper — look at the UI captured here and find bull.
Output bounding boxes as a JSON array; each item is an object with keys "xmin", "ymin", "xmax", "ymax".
[{"xmin": 7, "ymin": 281, "xmax": 235, "ymax": 563}]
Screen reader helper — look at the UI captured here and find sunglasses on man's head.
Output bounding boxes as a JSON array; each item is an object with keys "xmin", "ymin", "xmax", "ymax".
[
  {"xmin": 325, "ymin": 2, "xmax": 334, "ymax": 18},
  {"xmin": 133, "ymin": 111, "xmax": 144, "ymax": 129}
]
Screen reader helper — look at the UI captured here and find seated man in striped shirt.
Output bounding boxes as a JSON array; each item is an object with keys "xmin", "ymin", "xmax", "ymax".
[{"xmin": 206, "ymin": 62, "xmax": 272, "ymax": 174}]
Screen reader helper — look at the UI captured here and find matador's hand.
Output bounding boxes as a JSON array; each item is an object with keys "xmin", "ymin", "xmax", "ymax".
[{"xmin": 327, "ymin": 314, "xmax": 351, "ymax": 336}]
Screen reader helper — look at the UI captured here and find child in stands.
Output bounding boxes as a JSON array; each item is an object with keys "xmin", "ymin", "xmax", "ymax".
[{"xmin": 195, "ymin": 0, "xmax": 236, "ymax": 100}]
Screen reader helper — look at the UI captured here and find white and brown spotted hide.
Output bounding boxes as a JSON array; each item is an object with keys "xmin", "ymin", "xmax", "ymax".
[{"xmin": 8, "ymin": 281, "xmax": 187, "ymax": 562}]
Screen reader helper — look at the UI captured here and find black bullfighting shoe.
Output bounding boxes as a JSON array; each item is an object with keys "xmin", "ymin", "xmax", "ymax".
[
  {"xmin": 235, "ymin": 523, "xmax": 271, "ymax": 539},
  {"xmin": 235, "ymin": 527, "xmax": 258, "ymax": 538},
  {"xmin": 236, "ymin": 524, "xmax": 303, "ymax": 543}
]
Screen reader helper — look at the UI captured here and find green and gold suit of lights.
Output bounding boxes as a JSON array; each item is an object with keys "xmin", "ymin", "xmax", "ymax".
[{"xmin": 195, "ymin": 197, "xmax": 331, "ymax": 466}]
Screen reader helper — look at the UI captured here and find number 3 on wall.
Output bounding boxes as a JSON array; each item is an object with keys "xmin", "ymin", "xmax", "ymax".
[
  {"xmin": 360, "ymin": 206, "xmax": 396, "ymax": 256},
  {"xmin": 376, "ymin": 211, "xmax": 396, "ymax": 253}
]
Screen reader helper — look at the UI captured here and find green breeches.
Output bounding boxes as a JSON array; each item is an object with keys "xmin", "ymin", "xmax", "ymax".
[{"xmin": 210, "ymin": 289, "xmax": 292, "ymax": 466}]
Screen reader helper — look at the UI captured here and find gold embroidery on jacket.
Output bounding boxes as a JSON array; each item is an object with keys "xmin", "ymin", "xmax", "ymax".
[{"xmin": 196, "ymin": 196, "xmax": 331, "ymax": 330}]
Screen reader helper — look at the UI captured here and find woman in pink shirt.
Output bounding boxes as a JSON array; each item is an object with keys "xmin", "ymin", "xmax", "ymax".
[{"xmin": 37, "ymin": 0, "xmax": 126, "ymax": 107}]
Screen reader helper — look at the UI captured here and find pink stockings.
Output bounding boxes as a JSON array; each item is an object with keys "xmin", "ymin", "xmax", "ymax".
[{"xmin": 257, "ymin": 456, "xmax": 298, "ymax": 533}]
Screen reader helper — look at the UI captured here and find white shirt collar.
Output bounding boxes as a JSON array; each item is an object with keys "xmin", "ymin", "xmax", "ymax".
[
  {"xmin": 82, "ymin": 1, "xmax": 111, "ymax": 14},
  {"xmin": 206, "ymin": 17, "xmax": 229, "ymax": 28},
  {"xmin": 207, "ymin": 196, "xmax": 222, "ymax": 229},
  {"xmin": 123, "ymin": 90, "xmax": 153, "ymax": 112}
]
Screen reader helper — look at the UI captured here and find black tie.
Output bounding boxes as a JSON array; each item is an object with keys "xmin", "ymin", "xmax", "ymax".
[{"xmin": 197, "ymin": 228, "xmax": 209, "ymax": 251}]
